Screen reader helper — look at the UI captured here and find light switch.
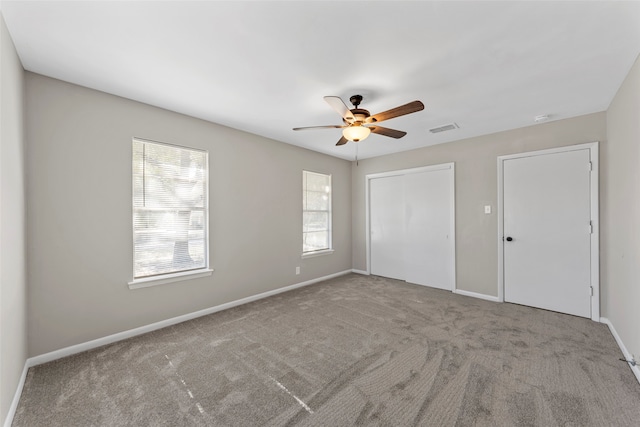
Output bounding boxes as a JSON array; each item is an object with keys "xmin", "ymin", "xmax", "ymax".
[{"xmin": 484, "ymin": 205, "xmax": 491, "ymax": 214}]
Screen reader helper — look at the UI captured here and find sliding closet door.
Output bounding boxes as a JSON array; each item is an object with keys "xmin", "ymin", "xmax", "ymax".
[
  {"xmin": 404, "ymin": 169, "xmax": 454, "ymax": 290},
  {"xmin": 370, "ymin": 175, "xmax": 405, "ymax": 280},
  {"xmin": 368, "ymin": 164, "xmax": 455, "ymax": 290}
]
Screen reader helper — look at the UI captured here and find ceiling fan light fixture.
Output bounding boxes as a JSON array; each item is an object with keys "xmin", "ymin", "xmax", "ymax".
[
  {"xmin": 342, "ymin": 125, "xmax": 371, "ymax": 142},
  {"xmin": 294, "ymin": 95, "xmax": 424, "ymax": 146}
]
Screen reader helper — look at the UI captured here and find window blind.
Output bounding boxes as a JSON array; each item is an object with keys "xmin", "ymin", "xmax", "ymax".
[
  {"xmin": 303, "ymin": 171, "xmax": 332, "ymax": 253},
  {"xmin": 132, "ymin": 139, "xmax": 208, "ymax": 279}
]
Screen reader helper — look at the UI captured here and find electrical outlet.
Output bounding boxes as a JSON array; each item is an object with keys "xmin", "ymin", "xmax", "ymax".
[
  {"xmin": 484, "ymin": 205, "xmax": 492, "ymax": 214},
  {"xmin": 296, "ymin": 267, "xmax": 300, "ymax": 275}
]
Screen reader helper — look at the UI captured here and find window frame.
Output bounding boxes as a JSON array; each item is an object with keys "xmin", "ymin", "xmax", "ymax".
[
  {"xmin": 302, "ymin": 170, "xmax": 334, "ymax": 258},
  {"xmin": 128, "ymin": 137, "xmax": 212, "ymax": 289}
]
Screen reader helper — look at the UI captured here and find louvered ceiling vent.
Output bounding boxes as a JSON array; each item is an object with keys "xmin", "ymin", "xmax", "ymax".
[{"xmin": 429, "ymin": 123, "xmax": 459, "ymax": 133}]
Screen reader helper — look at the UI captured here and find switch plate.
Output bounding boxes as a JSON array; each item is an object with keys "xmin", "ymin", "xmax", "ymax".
[
  {"xmin": 484, "ymin": 205, "xmax": 491, "ymax": 214},
  {"xmin": 296, "ymin": 267, "xmax": 300, "ymax": 275}
]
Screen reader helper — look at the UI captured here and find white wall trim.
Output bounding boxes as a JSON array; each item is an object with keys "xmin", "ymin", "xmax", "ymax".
[
  {"xmin": 0, "ymin": 266, "xmax": 399, "ymax": 427},
  {"xmin": 497, "ymin": 142, "xmax": 600, "ymax": 321},
  {"xmin": 600, "ymin": 317, "xmax": 640, "ymax": 385},
  {"xmin": 3, "ymin": 269, "xmax": 353, "ymax": 427},
  {"xmin": 3, "ymin": 362, "xmax": 29, "ymax": 427},
  {"xmin": 453, "ymin": 289, "xmax": 500, "ymax": 303},
  {"xmin": 128, "ymin": 268, "xmax": 214, "ymax": 290},
  {"xmin": 28, "ymin": 269, "xmax": 352, "ymax": 367},
  {"xmin": 301, "ymin": 249, "xmax": 335, "ymax": 259}
]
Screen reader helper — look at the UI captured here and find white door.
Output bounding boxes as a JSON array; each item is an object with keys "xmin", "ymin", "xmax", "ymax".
[
  {"xmin": 405, "ymin": 169, "xmax": 454, "ymax": 290},
  {"xmin": 503, "ymin": 149, "xmax": 592, "ymax": 317},
  {"xmin": 370, "ymin": 175, "xmax": 405, "ymax": 280},
  {"xmin": 369, "ymin": 165, "xmax": 455, "ymax": 290}
]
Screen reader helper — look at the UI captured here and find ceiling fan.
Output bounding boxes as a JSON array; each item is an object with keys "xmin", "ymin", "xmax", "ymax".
[{"xmin": 293, "ymin": 95, "xmax": 424, "ymax": 146}]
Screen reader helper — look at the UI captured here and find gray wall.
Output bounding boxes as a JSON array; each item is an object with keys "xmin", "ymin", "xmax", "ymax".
[
  {"xmin": 25, "ymin": 73, "xmax": 352, "ymax": 357},
  {"xmin": 603, "ymin": 54, "xmax": 640, "ymax": 360},
  {"xmin": 352, "ymin": 112, "xmax": 606, "ymax": 297},
  {"xmin": 0, "ymin": 14, "xmax": 27, "ymax": 423}
]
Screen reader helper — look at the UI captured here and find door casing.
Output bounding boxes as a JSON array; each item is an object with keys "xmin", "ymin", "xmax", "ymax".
[{"xmin": 497, "ymin": 142, "xmax": 599, "ymax": 321}]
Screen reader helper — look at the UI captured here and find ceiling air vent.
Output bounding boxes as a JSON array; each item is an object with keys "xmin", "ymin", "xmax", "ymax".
[{"xmin": 429, "ymin": 123, "xmax": 459, "ymax": 134}]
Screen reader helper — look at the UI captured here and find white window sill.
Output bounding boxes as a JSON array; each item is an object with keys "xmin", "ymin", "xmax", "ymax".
[
  {"xmin": 301, "ymin": 249, "xmax": 334, "ymax": 259},
  {"xmin": 128, "ymin": 268, "xmax": 214, "ymax": 290}
]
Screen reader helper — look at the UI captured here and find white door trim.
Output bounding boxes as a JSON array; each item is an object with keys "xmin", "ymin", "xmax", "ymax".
[
  {"xmin": 497, "ymin": 142, "xmax": 599, "ymax": 321},
  {"xmin": 365, "ymin": 163, "xmax": 456, "ymax": 291}
]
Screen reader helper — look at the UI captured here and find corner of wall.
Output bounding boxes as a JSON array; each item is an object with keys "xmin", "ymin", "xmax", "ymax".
[
  {"xmin": 0, "ymin": 12, "xmax": 28, "ymax": 426},
  {"xmin": 602, "ymin": 52, "xmax": 640, "ymax": 370}
]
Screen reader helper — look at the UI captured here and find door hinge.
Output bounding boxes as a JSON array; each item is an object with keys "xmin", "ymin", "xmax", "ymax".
[
  {"xmin": 589, "ymin": 286, "xmax": 593, "ymax": 296},
  {"xmin": 588, "ymin": 161, "xmax": 593, "ymax": 171},
  {"xmin": 589, "ymin": 220, "xmax": 593, "ymax": 234}
]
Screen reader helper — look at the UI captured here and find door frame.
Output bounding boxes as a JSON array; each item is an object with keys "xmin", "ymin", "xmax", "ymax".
[
  {"xmin": 497, "ymin": 142, "xmax": 599, "ymax": 321},
  {"xmin": 365, "ymin": 163, "xmax": 456, "ymax": 291}
]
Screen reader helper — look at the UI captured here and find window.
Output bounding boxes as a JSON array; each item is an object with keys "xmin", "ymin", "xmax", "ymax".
[
  {"xmin": 302, "ymin": 170, "xmax": 332, "ymax": 255},
  {"xmin": 132, "ymin": 138, "xmax": 209, "ymax": 282}
]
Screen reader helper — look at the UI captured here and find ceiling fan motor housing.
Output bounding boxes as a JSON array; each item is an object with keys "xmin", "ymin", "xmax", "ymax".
[{"xmin": 349, "ymin": 108, "xmax": 370, "ymax": 124}]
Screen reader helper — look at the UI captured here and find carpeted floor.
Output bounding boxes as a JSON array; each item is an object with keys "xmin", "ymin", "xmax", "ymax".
[{"xmin": 13, "ymin": 274, "xmax": 640, "ymax": 426}]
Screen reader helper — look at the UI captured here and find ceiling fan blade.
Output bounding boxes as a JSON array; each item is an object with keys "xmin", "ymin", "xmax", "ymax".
[
  {"xmin": 336, "ymin": 136, "xmax": 348, "ymax": 146},
  {"xmin": 369, "ymin": 126, "xmax": 407, "ymax": 139},
  {"xmin": 366, "ymin": 100, "xmax": 424, "ymax": 123},
  {"xmin": 293, "ymin": 125, "xmax": 345, "ymax": 131},
  {"xmin": 324, "ymin": 96, "xmax": 355, "ymax": 122}
]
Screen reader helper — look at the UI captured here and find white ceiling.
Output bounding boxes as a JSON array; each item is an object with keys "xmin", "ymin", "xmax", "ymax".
[{"xmin": 2, "ymin": 1, "xmax": 639, "ymax": 160}]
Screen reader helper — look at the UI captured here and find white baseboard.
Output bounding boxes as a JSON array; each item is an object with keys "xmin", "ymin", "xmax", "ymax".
[
  {"xmin": 600, "ymin": 317, "xmax": 640, "ymax": 384},
  {"xmin": 2, "ymin": 270, "xmax": 353, "ymax": 427},
  {"xmin": 453, "ymin": 288, "xmax": 500, "ymax": 302},
  {"xmin": 29, "ymin": 269, "xmax": 353, "ymax": 367},
  {"xmin": 3, "ymin": 361, "xmax": 30, "ymax": 427},
  {"xmin": 351, "ymin": 269, "xmax": 369, "ymax": 275}
]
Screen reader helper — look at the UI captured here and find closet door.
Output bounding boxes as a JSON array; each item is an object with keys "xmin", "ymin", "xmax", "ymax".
[
  {"xmin": 370, "ymin": 175, "xmax": 405, "ymax": 280},
  {"xmin": 404, "ymin": 169, "xmax": 454, "ymax": 290},
  {"xmin": 368, "ymin": 164, "xmax": 455, "ymax": 290}
]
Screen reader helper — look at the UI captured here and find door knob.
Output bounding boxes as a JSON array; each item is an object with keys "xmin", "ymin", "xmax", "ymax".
[{"xmin": 505, "ymin": 236, "xmax": 513, "ymax": 242}]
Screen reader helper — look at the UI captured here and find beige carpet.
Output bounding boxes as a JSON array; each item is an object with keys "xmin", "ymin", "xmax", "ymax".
[{"xmin": 13, "ymin": 274, "xmax": 640, "ymax": 426}]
